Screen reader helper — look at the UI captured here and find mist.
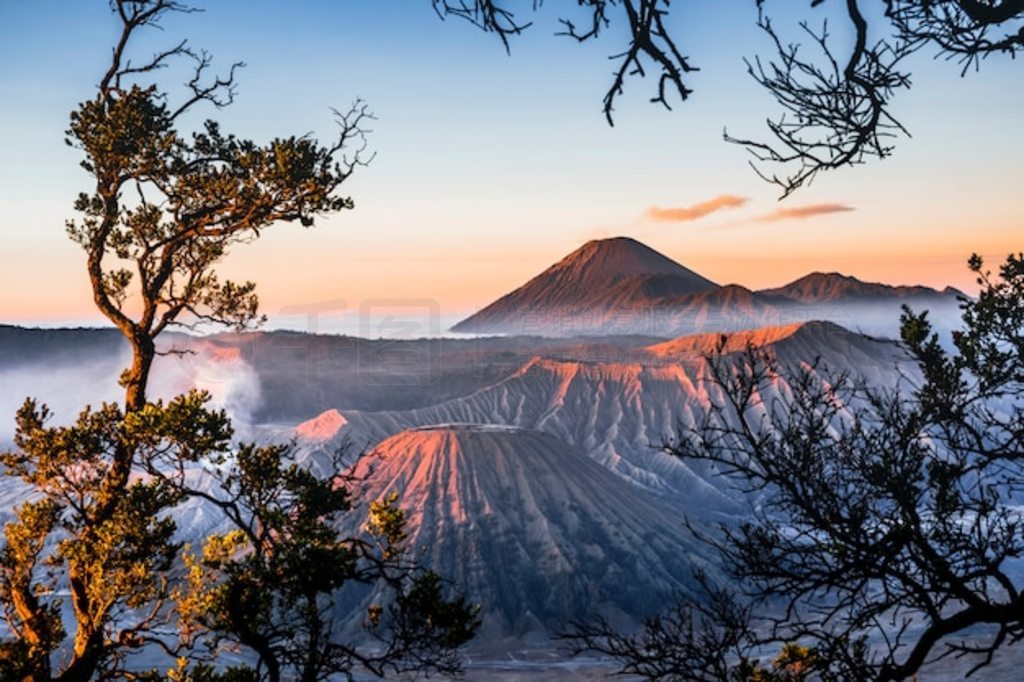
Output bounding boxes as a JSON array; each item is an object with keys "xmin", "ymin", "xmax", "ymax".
[{"xmin": 0, "ymin": 337, "xmax": 263, "ymax": 446}]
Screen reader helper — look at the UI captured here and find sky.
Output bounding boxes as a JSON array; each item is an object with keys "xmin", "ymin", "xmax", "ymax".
[{"xmin": 0, "ymin": 0, "xmax": 1020, "ymax": 329}]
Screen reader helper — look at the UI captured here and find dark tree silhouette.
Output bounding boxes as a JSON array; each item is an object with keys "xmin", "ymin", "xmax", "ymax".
[
  {"xmin": 0, "ymin": 2, "xmax": 477, "ymax": 679},
  {"xmin": 565, "ymin": 253, "xmax": 1024, "ymax": 680},
  {"xmin": 175, "ymin": 447, "xmax": 479, "ymax": 682},
  {"xmin": 435, "ymin": 0, "xmax": 1024, "ymax": 196}
]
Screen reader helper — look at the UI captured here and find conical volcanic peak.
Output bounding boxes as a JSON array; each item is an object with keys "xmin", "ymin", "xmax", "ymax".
[
  {"xmin": 546, "ymin": 237, "xmax": 718, "ymax": 290},
  {"xmin": 452, "ymin": 237, "xmax": 718, "ymax": 334},
  {"xmin": 450, "ymin": 237, "xmax": 964, "ymax": 339},
  {"xmin": 505, "ymin": 236, "xmax": 719, "ymax": 308}
]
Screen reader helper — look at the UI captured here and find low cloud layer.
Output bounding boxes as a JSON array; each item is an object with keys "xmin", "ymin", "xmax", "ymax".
[
  {"xmin": 754, "ymin": 203, "xmax": 855, "ymax": 223},
  {"xmin": 0, "ymin": 343, "xmax": 262, "ymax": 446},
  {"xmin": 647, "ymin": 195, "xmax": 749, "ymax": 222}
]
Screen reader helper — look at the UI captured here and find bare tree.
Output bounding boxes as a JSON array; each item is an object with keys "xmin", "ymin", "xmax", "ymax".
[
  {"xmin": 434, "ymin": 0, "xmax": 1024, "ymax": 196},
  {"xmin": 433, "ymin": 0, "xmax": 696, "ymax": 126},
  {"xmin": 565, "ymin": 253, "xmax": 1024, "ymax": 680}
]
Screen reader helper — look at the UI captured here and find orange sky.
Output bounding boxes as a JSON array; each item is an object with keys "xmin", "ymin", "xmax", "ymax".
[
  {"xmin": 0, "ymin": 1, "xmax": 1019, "ymax": 326},
  {"xmin": 3, "ymin": 210, "xmax": 1010, "ymax": 323}
]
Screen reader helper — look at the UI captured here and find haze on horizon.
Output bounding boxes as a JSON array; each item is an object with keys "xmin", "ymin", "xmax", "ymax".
[{"xmin": 0, "ymin": 0, "xmax": 1019, "ymax": 325}]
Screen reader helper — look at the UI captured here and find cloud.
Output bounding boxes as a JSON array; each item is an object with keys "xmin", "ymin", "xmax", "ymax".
[
  {"xmin": 754, "ymin": 203, "xmax": 855, "ymax": 223},
  {"xmin": 646, "ymin": 195, "xmax": 750, "ymax": 222}
]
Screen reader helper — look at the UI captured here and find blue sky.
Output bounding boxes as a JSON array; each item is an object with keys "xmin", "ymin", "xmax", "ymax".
[{"xmin": 0, "ymin": 0, "xmax": 1020, "ymax": 324}]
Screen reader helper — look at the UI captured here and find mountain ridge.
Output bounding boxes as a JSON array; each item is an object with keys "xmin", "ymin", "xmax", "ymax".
[
  {"xmin": 759, "ymin": 271, "xmax": 965, "ymax": 304},
  {"xmin": 293, "ymin": 320, "xmax": 909, "ymax": 499},
  {"xmin": 452, "ymin": 237, "xmax": 963, "ymax": 337}
]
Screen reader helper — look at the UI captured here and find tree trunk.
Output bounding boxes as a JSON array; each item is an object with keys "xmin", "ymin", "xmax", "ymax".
[
  {"xmin": 300, "ymin": 591, "xmax": 322, "ymax": 682},
  {"xmin": 228, "ymin": 582, "xmax": 281, "ymax": 682},
  {"xmin": 124, "ymin": 330, "xmax": 155, "ymax": 414},
  {"xmin": 49, "ymin": 330, "xmax": 151, "ymax": 682},
  {"xmin": 60, "ymin": 568, "xmax": 103, "ymax": 682},
  {"xmin": 7, "ymin": 584, "xmax": 52, "ymax": 682},
  {"xmin": 57, "ymin": 637, "xmax": 104, "ymax": 682}
]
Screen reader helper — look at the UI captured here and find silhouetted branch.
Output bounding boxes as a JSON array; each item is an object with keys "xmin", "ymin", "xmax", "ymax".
[
  {"xmin": 434, "ymin": 0, "xmax": 696, "ymax": 125},
  {"xmin": 169, "ymin": 49, "xmax": 244, "ymax": 119},
  {"xmin": 561, "ymin": 571, "xmax": 757, "ymax": 681},
  {"xmin": 887, "ymin": 0, "xmax": 1024, "ymax": 73},
  {"xmin": 560, "ymin": 0, "xmax": 697, "ymax": 125},
  {"xmin": 661, "ymin": 261, "xmax": 1024, "ymax": 679},
  {"xmin": 432, "ymin": 0, "xmax": 535, "ymax": 49},
  {"xmin": 436, "ymin": 0, "xmax": 1024, "ymax": 194},
  {"xmin": 725, "ymin": 2, "xmax": 915, "ymax": 198}
]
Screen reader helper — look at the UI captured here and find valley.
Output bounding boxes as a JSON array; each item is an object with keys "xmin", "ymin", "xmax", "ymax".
[{"xmin": 0, "ymin": 238, "xmax": 939, "ymax": 657}]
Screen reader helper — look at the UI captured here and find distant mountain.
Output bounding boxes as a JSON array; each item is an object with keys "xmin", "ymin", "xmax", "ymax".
[
  {"xmin": 644, "ymin": 321, "xmax": 809, "ymax": 357},
  {"xmin": 339, "ymin": 424, "xmax": 708, "ymax": 645},
  {"xmin": 451, "ymin": 237, "xmax": 718, "ymax": 335},
  {"xmin": 0, "ymin": 324, "xmax": 126, "ymax": 368},
  {"xmin": 0, "ymin": 326, "xmax": 664, "ymax": 430},
  {"xmin": 654, "ymin": 284, "xmax": 784, "ymax": 334},
  {"xmin": 282, "ymin": 321, "xmax": 911, "ymax": 651},
  {"xmin": 759, "ymin": 272, "xmax": 964, "ymax": 304},
  {"xmin": 452, "ymin": 238, "xmax": 964, "ymax": 338},
  {"xmin": 755, "ymin": 272, "xmax": 964, "ymax": 338},
  {"xmin": 294, "ymin": 321, "xmax": 909, "ymax": 500}
]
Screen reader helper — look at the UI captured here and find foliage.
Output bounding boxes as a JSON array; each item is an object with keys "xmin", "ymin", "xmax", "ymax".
[
  {"xmin": 63, "ymin": 0, "xmax": 369, "ymax": 413},
  {"xmin": 564, "ymin": 252, "xmax": 1024, "ymax": 680},
  {"xmin": 0, "ymin": 393, "xmax": 233, "ymax": 680},
  {"xmin": 175, "ymin": 449, "xmax": 479, "ymax": 682},
  {"xmin": 0, "ymin": 2, "xmax": 477, "ymax": 680},
  {"xmin": 436, "ymin": 0, "xmax": 1024, "ymax": 195}
]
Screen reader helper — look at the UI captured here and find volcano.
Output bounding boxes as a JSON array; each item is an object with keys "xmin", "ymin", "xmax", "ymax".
[
  {"xmin": 452, "ymin": 237, "xmax": 965, "ymax": 338},
  {"xmin": 451, "ymin": 237, "xmax": 719, "ymax": 335},
  {"xmin": 341, "ymin": 424, "xmax": 709, "ymax": 643}
]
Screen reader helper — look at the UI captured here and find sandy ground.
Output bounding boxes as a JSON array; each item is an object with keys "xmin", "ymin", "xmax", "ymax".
[{"xmin": 382, "ymin": 660, "xmax": 628, "ymax": 681}]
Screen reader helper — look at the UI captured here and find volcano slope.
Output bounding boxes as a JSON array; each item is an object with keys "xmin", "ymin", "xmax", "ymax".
[
  {"xmin": 339, "ymin": 424, "xmax": 711, "ymax": 646},
  {"xmin": 451, "ymin": 236, "xmax": 720, "ymax": 336},
  {"xmin": 294, "ymin": 321, "xmax": 911, "ymax": 506}
]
